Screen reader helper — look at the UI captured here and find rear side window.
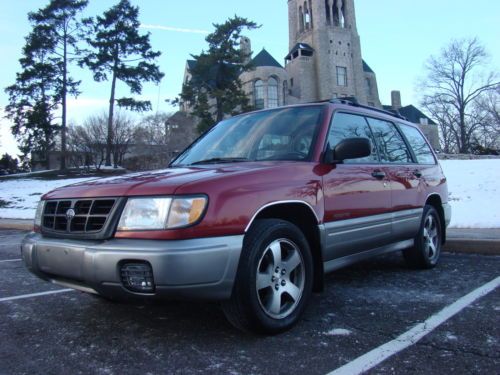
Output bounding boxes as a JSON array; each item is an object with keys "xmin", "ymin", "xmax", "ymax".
[
  {"xmin": 366, "ymin": 118, "xmax": 413, "ymax": 164},
  {"xmin": 328, "ymin": 113, "xmax": 378, "ymax": 163},
  {"xmin": 399, "ymin": 124, "xmax": 436, "ymax": 164}
]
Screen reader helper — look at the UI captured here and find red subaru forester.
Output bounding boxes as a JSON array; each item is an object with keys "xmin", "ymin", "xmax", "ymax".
[{"xmin": 22, "ymin": 99, "xmax": 451, "ymax": 333}]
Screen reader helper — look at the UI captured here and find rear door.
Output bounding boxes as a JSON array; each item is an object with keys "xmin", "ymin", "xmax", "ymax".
[
  {"xmin": 365, "ymin": 117, "xmax": 423, "ymax": 241},
  {"xmin": 322, "ymin": 112, "xmax": 392, "ymax": 261}
]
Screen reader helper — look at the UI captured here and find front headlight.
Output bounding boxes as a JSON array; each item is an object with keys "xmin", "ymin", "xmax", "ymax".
[
  {"xmin": 117, "ymin": 196, "xmax": 207, "ymax": 231},
  {"xmin": 34, "ymin": 200, "xmax": 45, "ymax": 227}
]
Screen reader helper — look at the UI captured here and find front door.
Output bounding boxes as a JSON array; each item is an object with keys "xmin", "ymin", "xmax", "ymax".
[{"xmin": 322, "ymin": 112, "xmax": 392, "ymax": 261}]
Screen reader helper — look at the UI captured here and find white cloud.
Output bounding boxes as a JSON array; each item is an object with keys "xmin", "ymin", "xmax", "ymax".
[{"xmin": 140, "ymin": 24, "xmax": 209, "ymax": 35}]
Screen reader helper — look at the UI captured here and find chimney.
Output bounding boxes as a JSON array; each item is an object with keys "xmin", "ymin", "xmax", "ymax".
[
  {"xmin": 391, "ymin": 90, "xmax": 402, "ymax": 110},
  {"xmin": 240, "ymin": 37, "xmax": 252, "ymax": 65}
]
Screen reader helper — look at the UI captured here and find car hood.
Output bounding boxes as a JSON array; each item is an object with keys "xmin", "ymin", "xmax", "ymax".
[{"xmin": 42, "ymin": 162, "xmax": 292, "ymax": 199}]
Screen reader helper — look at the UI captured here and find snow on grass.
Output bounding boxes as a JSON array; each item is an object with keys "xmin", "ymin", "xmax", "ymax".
[
  {"xmin": 324, "ymin": 328, "xmax": 352, "ymax": 336},
  {"xmin": 440, "ymin": 159, "xmax": 500, "ymax": 228},
  {"xmin": 0, "ymin": 177, "xmax": 96, "ymax": 219}
]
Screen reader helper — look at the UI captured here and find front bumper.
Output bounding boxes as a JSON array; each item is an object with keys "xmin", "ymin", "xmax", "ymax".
[{"xmin": 21, "ymin": 233, "xmax": 243, "ymax": 301}]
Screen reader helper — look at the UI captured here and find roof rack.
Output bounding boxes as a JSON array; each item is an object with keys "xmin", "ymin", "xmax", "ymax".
[{"xmin": 330, "ymin": 97, "xmax": 407, "ymax": 120}]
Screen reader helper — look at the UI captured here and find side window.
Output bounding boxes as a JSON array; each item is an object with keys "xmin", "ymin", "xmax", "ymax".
[
  {"xmin": 328, "ymin": 113, "xmax": 378, "ymax": 163},
  {"xmin": 399, "ymin": 124, "xmax": 436, "ymax": 164},
  {"xmin": 366, "ymin": 118, "xmax": 413, "ymax": 164}
]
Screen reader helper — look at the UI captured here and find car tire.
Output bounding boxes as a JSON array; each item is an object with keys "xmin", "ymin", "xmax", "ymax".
[
  {"xmin": 222, "ymin": 219, "xmax": 313, "ymax": 334},
  {"xmin": 403, "ymin": 205, "xmax": 442, "ymax": 269}
]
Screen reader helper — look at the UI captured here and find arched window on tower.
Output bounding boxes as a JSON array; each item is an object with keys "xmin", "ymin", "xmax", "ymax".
[
  {"xmin": 304, "ymin": 2, "xmax": 310, "ymax": 30},
  {"xmin": 333, "ymin": 0, "xmax": 344, "ymax": 27},
  {"xmin": 254, "ymin": 80, "xmax": 264, "ymax": 109},
  {"xmin": 299, "ymin": 6, "xmax": 304, "ymax": 32},
  {"xmin": 325, "ymin": 0, "xmax": 331, "ymax": 24},
  {"xmin": 341, "ymin": 0, "xmax": 347, "ymax": 27},
  {"xmin": 268, "ymin": 77, "xmax": 279, "ymax": 108},
  {"xmin": 308, "ymin": 0, "xmax": 313, "ymax": 28}
]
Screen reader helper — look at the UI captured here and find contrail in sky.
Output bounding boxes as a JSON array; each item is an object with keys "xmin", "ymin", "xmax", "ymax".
[{"xmin": 141, "ymin": 24, "xmax": 209, "ymax": 35}]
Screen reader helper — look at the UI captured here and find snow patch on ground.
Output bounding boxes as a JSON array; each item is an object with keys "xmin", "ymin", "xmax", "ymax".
[
  {"xmin": 0, "ymin": 177, "xmax": 96, "ymax": 219},
  {"xmin": 440, "ymin": 160, "xmax": 500, "ymax": 228},
  {"xmin": 445, "ymin": 333, "xmax": 458, "ymax": 341},
  {"xmin": 324, "ymin": 328, "xmax": 352, "ymax": 336}
]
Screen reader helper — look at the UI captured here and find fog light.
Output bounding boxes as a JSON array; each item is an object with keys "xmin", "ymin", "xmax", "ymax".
[{"xmin": 120, "ymin": 262, "xmax": 155, "ymax": 293}]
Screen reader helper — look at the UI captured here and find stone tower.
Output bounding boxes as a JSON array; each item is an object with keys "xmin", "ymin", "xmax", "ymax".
[{"xmin": 285, "ymin": 0, "xmax": 381, "ymax": 106}]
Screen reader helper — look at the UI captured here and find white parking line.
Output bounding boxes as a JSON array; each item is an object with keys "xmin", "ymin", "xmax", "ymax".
[
  {"xmin": 327, "ymin": 276, "xmax": 500, "ymax": 375},
  {"xmin": 0, "ymin": 258, "xmax": 22, "ymax": 263},
  {"xmin": 0, "ymin": 289, "xmax": 74, "ymax": 303}
]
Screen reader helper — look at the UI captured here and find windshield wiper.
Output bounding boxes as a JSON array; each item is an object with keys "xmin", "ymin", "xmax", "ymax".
[{"xmin": 189, "ymin": 157, "xmax": 249, "ymax": 166}]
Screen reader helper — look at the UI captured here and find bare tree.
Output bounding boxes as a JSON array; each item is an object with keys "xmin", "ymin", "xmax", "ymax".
[
  {"xmin": 68, "ymin": 115, "xmax": 106, "ymax": 170},
  {"xmin": 471, "ymin": 89, "xmax": 500, "ymax": 152},
  {"xmin": 420, "ymin": 38, "xmax": 499, "ymax": 153},
  {"xmin": 111, "ymin": 112, "xmax": 135, "ymax": 168},
  {"xmin": 135, "ymin": 112, "xmax": 172, "ymax": 145},
  {"xmin": 69, "ymin": 111, "xmax": 135, "ymax": 170}
]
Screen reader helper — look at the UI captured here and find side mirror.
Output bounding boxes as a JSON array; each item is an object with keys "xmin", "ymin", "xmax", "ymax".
[{"xmin": 332, "ymin": 137, "xmax": 372, "ymax": 162}]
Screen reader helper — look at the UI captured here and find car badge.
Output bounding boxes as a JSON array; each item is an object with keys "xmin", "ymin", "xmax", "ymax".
[{"xmin": 66, "ymin": 208, "xmax": 76, "ymax": 220}]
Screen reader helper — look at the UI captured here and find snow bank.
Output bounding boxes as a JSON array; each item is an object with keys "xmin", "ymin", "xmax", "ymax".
[
  {"xmin": 0, "ymin": 177, "xmax": 96, "ymax": 219},
  {"xmin": 440, "ymin": 160, "xmax": 500, "ymax": 228}
]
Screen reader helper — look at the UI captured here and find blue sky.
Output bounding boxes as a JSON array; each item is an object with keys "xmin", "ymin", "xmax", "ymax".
[{"xmin": 1, "ymin": 0, "xmax": 499, "ymax": 156}]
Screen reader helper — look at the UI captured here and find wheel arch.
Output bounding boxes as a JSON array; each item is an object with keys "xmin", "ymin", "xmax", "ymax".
[{"xmin": 246, "ymin": 201, "xmax": 324, "ymax": 292}]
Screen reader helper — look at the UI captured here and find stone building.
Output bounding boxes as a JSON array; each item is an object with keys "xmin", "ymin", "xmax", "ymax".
[
  {"xmin": 284, "ymin": 0, "xmax": 381, "ymax": 107},
  {"xmin": 182, "ymin": 0, "xmax": 439, "ymax": 149},
  {"xmin": 183, "ymin": 0, "xmax": 381, "ymax": 110}
]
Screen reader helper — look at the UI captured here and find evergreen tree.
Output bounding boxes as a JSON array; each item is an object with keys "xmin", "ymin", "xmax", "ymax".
[
  {"xmin": 81, "ymin": 0, "xmax": 164, "ymax": 167},
  {"xmin": 180, "ymin": 16, "xmax": 258, "ymax": 133},
  {"xmin": 0, "ymin": 153, "xmax": 19, "ymax": 172},
  {"xmin": 4, "ymin": 0, "xmax": 88, "ymax": 170},
  {"xmin": 5, "ymin": 24, "xmax": 60, "ymax": 169}
]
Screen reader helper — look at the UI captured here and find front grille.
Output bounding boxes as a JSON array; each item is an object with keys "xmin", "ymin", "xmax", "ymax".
[{"xmin": 42, "ymin": 199, "xmax": 117, "ymax": 234}]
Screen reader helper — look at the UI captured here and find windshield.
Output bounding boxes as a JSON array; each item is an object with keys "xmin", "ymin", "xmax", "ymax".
[{"xmin": 172, "ymin": 106, "xmax": 324, "ymax": 166}]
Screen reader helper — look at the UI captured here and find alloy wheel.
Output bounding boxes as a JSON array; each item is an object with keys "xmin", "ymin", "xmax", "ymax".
[
  {"xmin": 255, "ymin": 238, "xmax": 305, "ymax": 319},
  {"xmin": 423, "ymin": 214, "xmax": 440, "ymax": 261}
]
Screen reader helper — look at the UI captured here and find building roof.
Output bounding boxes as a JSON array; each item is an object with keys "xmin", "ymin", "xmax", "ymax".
[
  {"xmin": 252, "ymin": 49, "xmax": 283, "ymax": 68},
  {"xmin": 398, "ymin": 105, "xmax": 436, "ymax": 125},
  {"xmin": 383, "ymin": 104, "xmax": 436, "ymax": 125},
  {"xmin": 362, "ymin": 60, "xmax": 374, "ymax": 73}
]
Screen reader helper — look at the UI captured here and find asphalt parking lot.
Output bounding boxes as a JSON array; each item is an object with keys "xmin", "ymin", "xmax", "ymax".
[{"xmin": 0, "ymin": 229, "xmax": 498, "ymax": 375}]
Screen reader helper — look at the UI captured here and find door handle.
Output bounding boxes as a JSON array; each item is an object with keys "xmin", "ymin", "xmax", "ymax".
[
  {"xmin": 413, "ymin": 170, "xmax": 423, "ymax": 178},
  {"xmin": 371, "ymin": 170, "xmax": 386, "ymax": 180}
]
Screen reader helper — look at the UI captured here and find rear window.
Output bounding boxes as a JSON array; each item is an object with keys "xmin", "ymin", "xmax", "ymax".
[
  {"xmin": 366, "ymin": 118, "xmax": 413, "ymax": 164},
  {"xmin": 399, "ymin": 124, "xmax": 436, "ymax": 164}
]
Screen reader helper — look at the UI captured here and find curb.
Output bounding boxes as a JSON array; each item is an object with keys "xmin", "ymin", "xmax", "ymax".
[
  {"xmin": 443, "ymin": 239, "xmax": 500, "ymax": 256},
  {"xmin": 0, "ymin": 220, "xmax": 498, "ymax": 256},
  {"xmin": 0, "ymin": 220, "xmax": 33, "ymax": 231}
]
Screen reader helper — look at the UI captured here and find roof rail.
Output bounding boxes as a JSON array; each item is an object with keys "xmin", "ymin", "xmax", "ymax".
[{"xmin": 330, "ymin": 97, "xmax": 407, "ymax": 120}]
